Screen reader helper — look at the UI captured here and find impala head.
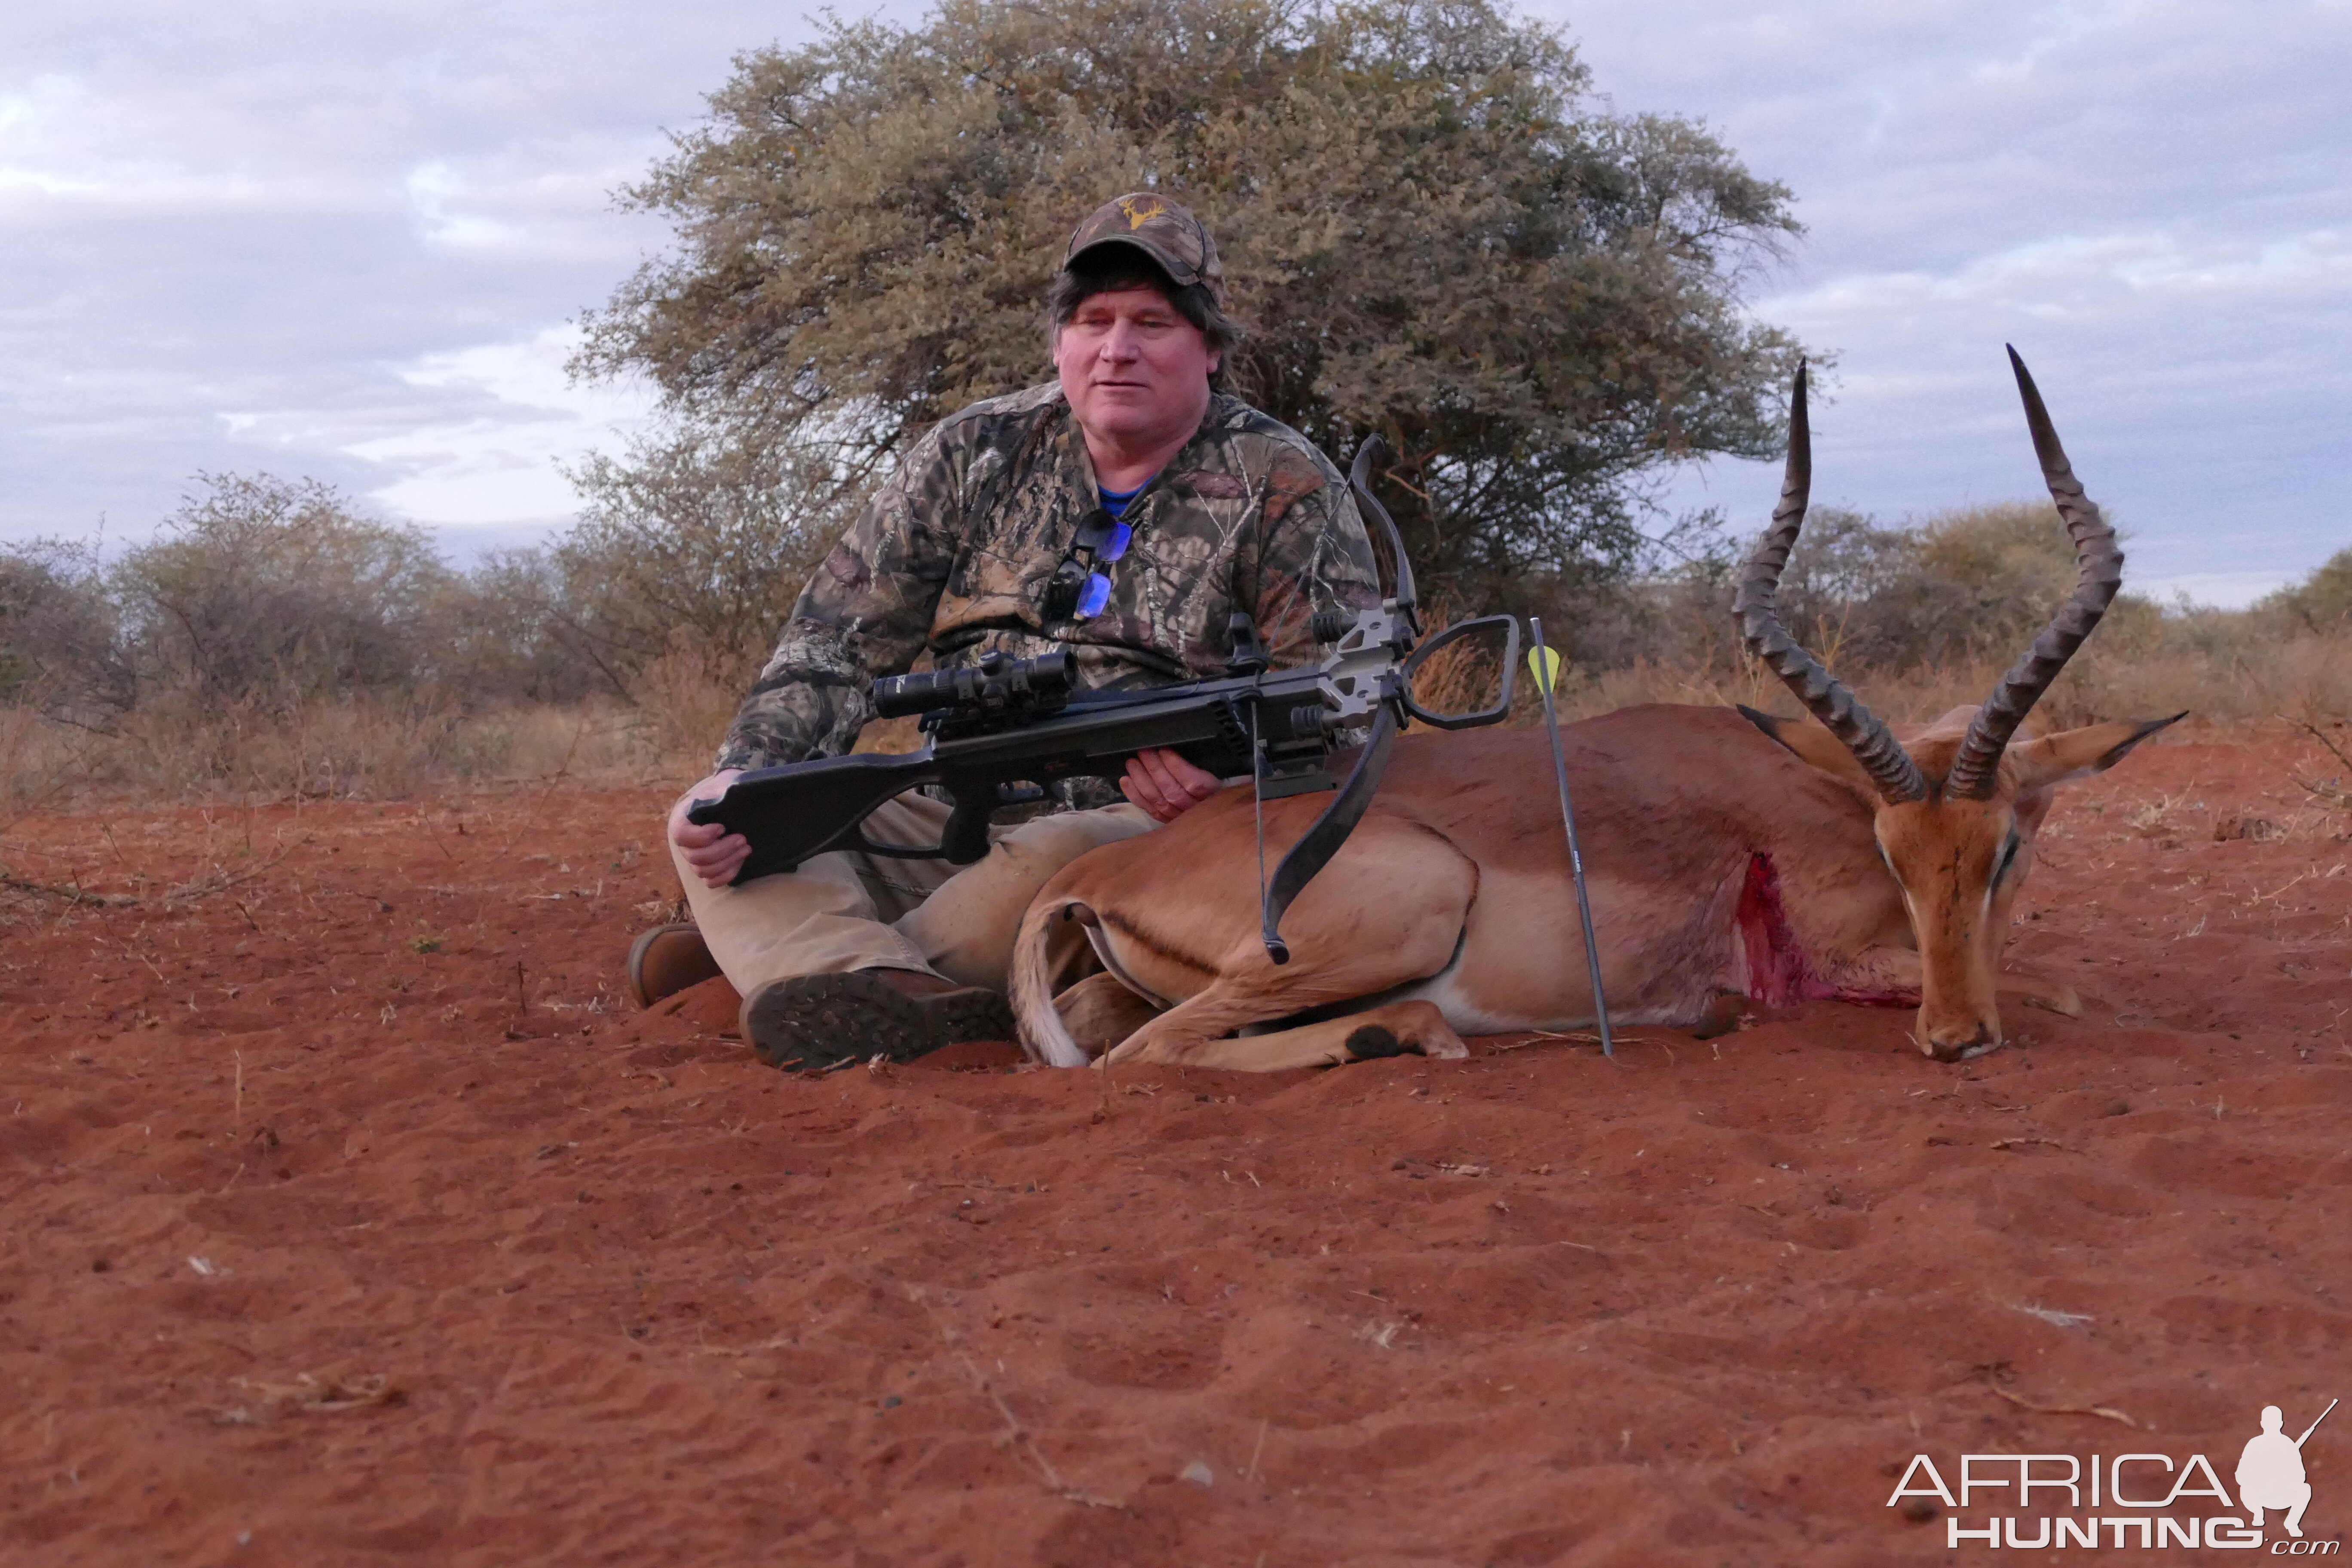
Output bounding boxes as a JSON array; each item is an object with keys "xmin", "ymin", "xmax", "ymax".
[{"xmin": 1733, "ymin": 351, "xmax": 2182, "ymax": 1061}]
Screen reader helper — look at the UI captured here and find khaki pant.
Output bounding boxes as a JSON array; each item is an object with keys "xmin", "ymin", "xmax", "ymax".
[{"xmin": 673, "ymin": 792, "xmax": 1155, "ymax": 995}]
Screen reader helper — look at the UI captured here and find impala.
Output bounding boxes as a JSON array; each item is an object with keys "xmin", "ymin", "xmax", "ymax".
[{"xmin": 1008, "ymin": 352, "xmax": 2180, "ymax": 1069}]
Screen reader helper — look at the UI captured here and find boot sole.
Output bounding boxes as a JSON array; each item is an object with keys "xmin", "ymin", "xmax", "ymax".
[{"xmin": 738, "ymin": 974, "xmax": 1015, "ymax": 1072}]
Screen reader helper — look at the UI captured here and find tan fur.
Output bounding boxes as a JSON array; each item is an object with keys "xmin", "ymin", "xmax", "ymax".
[
  {"xmin": 1008, "ymin": 703, "xmax": 2175, "ymax": 1070},
  {"xmin": 1050, "ymin": 971, "xmax": 1165, "ymax": 1056}
]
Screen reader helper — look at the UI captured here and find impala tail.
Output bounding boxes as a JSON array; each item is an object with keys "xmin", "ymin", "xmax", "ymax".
[{"xmin": 1010, "ymin": 894, "xmax": 1093, "ymax": 1068}]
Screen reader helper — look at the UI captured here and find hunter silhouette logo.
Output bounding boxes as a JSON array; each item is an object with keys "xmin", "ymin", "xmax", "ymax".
[
  {"xmin": 1888, "ymin": 1396, "xmax": 2339, "ymax": 1551},
  {"xmin": 2242, "ymin": 1400, "xmax": 2335, "ymax": 1539}
]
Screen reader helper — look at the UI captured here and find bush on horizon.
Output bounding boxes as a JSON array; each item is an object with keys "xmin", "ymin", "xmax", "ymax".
[{"xmin": 4, "ymin": 478, "xmax": 2343, "ymax": 778}]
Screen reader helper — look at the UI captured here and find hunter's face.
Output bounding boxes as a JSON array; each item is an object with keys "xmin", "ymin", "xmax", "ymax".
[{"xmin": 1054, "ymin": 285, "xmax": 1218, "ymax": 457}]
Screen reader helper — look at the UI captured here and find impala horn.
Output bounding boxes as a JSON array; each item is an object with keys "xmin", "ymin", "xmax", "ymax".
[
  {"xmin": 1733, "ymin": 362, "xmax": 1929, "ymax": 804},
  {"xmin": 1941, "ymin": 348, "xmax": 2125, "ymax": 799}
]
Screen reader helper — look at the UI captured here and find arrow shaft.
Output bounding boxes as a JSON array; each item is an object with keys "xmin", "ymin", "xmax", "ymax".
[{"xmin": 1530, "ymin": 618, "xmax": 1611, "ymax": 1059}]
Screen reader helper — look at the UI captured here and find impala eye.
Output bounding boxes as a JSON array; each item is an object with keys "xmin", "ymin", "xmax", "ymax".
[{"xmin": 1994, "ymin": 832, "xmax": 2021, "ymax": 882}]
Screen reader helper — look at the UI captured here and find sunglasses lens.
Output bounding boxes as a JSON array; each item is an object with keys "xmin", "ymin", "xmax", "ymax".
[
  {"xmin": 1075, "ymin": 573, "xmax": 1112, "ymax": 619},
  {"xmin": 1097, "ymin": 521, "xmax": 1132, "ymax": 563}
]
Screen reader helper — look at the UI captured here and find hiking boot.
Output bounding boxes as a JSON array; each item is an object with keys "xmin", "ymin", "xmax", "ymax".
[
  {"xmin": 625, "ymin": 923, "xmax": 722, "ymax": 1009},
  {"xmin": 738, "ymin": 968, "xmax": 1016, "ymax": 1072}
]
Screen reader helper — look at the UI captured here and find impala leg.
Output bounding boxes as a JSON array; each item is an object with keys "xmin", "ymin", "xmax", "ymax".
[
  {"xmin": 1098, "ymin": 891, "xmax": 1473, "ymax": 1072},
  {"xmin": 1828, "ymin": 945, "xmax": 1925, "ymax": 1004},
  {"xmin": 1109, "ymin": 996, "xmax": 1467, "ymax": 1072},
  {"xmin": 1059, "ymin": 810, "xmax": 1478, "ymax": 1072},
  {"xmin": 1833, "ymin": 946, "xmax": 2080, "ymax": 1017},
  {"xmin": 1050, "ymin": 971, "xmax": 1164, "ymax": 1057}
]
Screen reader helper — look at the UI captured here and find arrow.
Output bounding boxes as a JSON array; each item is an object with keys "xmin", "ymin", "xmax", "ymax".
[{"xmin": 1527, "ymin": 625, "xmax": 1612, "ymax": 1059}]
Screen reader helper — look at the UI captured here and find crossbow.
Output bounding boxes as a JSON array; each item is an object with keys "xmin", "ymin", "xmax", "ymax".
[{"xmin": 686, "ymin": 441, "xmax": 1519, "ymax": 962}]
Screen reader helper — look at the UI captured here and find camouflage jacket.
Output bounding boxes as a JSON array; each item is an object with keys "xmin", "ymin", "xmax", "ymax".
[{"xmin": 714, "ymin": 382, "xmax": 1382, "ymax": 772}]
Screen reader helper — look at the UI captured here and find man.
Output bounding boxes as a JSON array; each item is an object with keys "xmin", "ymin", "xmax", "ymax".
[{"xmin": 632, "ymin": 193, "xmax": 1382, "ymax": 1069}]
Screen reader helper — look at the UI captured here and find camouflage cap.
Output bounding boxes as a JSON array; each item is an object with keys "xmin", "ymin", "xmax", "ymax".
[{"xmin": 1063, "ymin": 193, "xmax": 1224, "ymax": 305}]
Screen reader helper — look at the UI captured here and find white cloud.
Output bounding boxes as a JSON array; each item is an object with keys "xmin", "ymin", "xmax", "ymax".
[
  {"xmin": 204, "ymin": 323, "xmax": 658, "ymax": 531},
  {"xmin": 343, "ymin": 330, "xmax": 659, "ymax": 525},
  {"xmin": 0, "ymin": 0, "xmax": 766, "ymax": 545},
  {"xmin": 1, "ymin": 0, "xmax": 2346, "ymax": 607},
  {"xmin": 1557, "ymin": 0, "xmax": 2352, "ymax": 603},
  {"xmin": 403, "ymin": 162, "xmax": 525, "ymax": 251}
]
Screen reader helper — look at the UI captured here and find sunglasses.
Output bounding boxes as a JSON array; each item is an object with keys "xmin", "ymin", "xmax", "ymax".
[{"xmin": 1041, "ymin": 510, "xmax": 1133, "ymax": 622}]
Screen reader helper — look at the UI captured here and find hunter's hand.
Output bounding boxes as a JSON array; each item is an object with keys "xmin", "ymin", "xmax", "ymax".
[
  {"xmin": 669, "ymin": 769, "xmax": 748, "ymax": 888},
  {"xmin": 1121, "ymin": 747, "xmax": 1224, "ymax": 824}
]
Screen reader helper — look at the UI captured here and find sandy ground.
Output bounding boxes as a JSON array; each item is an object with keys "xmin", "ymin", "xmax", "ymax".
[{"xmin": 3, "ymin": 732, "xmax": 2349, "ymax": 1565}]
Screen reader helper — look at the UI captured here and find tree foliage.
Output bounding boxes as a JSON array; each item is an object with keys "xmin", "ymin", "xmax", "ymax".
[
  {"xmin": 1585, "ymin": 501, "xmax": 2171, "ymax": 680},
  {"xmin": 0, "ymin": 539, "xmax": 128, "ymax": 718},
  {"xmin": 573, "ymin": 0, "xmax": 1807, "ymax": 603},
  {"xmin": 111, "ymin": 474, "xmax": 455, "ymax": 704},
  {"xmin": 2263, "ymin": 547, "xmax": 2352, "ymax": 634},
  {"xmin": 1774, "ymin": 502, "xmax": 2168, "ymax": 674},
  {"xmin": 551, "ymin": 425, "xmax": 855, "ymax": 694}
]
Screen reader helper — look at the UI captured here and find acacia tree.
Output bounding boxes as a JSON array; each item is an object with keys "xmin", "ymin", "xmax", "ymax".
[
  {"xmin": 548, "ymin": 425, "xmax": 856, "ymax": 694},
  {"xmin": 574, "ymin": 0, "xmax": 1806, "ymax": 604},
  {"xmin": 2265, "ymin": 548, "xmax": 2352, "ymax": 634}
]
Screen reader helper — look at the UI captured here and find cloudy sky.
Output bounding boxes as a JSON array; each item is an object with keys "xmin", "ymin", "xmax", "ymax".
[{"xmin": 3, "ymin": 1, "xmax": 2346, "ymax": 603}]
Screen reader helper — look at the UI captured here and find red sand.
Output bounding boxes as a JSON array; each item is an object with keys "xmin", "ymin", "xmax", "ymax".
[{"xmin": 3, "ymin": 735, "xmax": 2348, "ymax": 1564}]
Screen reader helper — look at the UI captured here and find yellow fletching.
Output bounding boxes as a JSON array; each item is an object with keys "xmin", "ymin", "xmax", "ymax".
[{"xmin": 1527, "ymin": 644, "xmax": 1563, "ymax": 695}]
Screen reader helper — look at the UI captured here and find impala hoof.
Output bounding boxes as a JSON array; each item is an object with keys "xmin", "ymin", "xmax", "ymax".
[
  {"xmin": 1341, "ymin": 1004, "xmax": 1469, "ymax": 1063},
  {"xmin": 1922, "ymin": 1029, "xmax": 2002, "ymax": 1063}
]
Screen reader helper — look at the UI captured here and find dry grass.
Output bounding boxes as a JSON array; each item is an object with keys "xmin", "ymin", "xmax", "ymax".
[
  {"xmin": 0, "ymin": 686, "xmax": 704, "ymax": 810},
  {"xmin": 1408, "ymin": 606, "xmax": 1517, "ymax": 721},
  {"xmin": 1553, "ymin": 628, "xmax": 2352, "ymax": 737},
  {"xmin": 6, "ymin": 624, "xmax": 2350, "ymax": 815},
  {"xmin": 626, "ymin": 640, "xmax": 761, "ymax": 766},
  {"xmin": 0, "ymin": 692, "xmax": 91, "ymax": 827}
]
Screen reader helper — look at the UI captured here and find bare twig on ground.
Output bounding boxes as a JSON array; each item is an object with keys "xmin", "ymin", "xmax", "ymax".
[
  {"xmin": 0, "ymin": 845, "xmax": 291, "ymax": 910},
  {"xmin": 1988, "ymin": 1385, "xmax": 2139, "ymax": 1429},
  {"xmin": 210, "ymin": 1372, "xmax": 402, "ymax": 1425},
  {"xmin": 161, "ymin": 848, "xmax": 294, "ymax": 903},
  {"xmin": 2286, "ymin": 716, "xmax": 2352, "ymax": 806},
  {"xmin": 2013, "ymin": 1303, "xmax": 2095, "ymax": 1329},
  {"xmin": 0, "ymin": 871, "xmax": 137, "ymax": 906},
  {"xmin": 1492, "ymin": 1029, "xmax": 1643, "ymax": 1054},
  {"xmin": 908, "ymin": 1285, "xmax": 1125, "ymax": 1510}
]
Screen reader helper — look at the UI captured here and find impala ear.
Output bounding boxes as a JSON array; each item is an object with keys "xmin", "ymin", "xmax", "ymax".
[
  {"xmin": 1737, "ymin": 704, "xmax": 1880, "ymax": 798},
  {"xmin": 2009, "ymin": 713, "xmax": 2187, "ymax": 792}
]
